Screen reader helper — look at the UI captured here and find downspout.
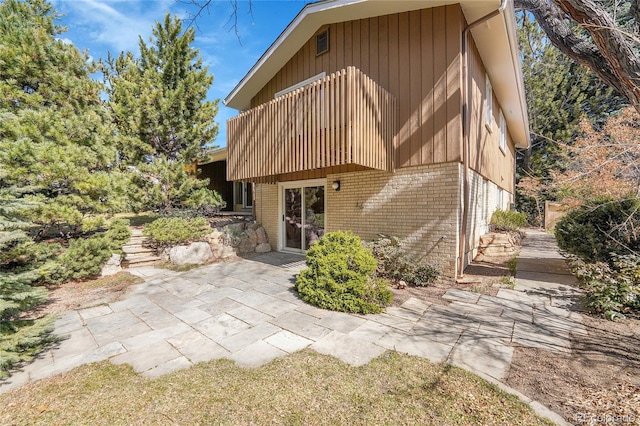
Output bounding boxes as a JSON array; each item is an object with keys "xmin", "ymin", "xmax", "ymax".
[{"xmin": 458, "ymin": 0, "xmax": 508, "ymax": 279}]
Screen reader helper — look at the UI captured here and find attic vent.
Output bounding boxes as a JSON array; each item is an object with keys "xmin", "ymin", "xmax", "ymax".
[{"xmin": 316, "ymin": 29, "xmax": 329, "ymax": 56}]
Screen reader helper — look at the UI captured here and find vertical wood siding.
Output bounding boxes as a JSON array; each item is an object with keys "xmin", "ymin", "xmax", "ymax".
[
  {"xmin": 227, "ymin": 67, "xmax": 397, "ymax": 182},
  {"xmin": 467, "ymin": 37, "xmax": 516, "ymax": 193},
  {"xmin": 250, "ymin": 5, "xmax": 464, "ymax": 169}
]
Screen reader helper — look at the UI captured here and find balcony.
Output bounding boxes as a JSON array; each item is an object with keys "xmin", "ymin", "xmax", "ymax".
[{"xmin": 227, "ymin": 66, "xmax": 397, "ymax": 182}]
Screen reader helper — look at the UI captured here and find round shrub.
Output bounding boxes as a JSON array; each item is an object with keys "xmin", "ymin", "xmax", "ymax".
[
  {"xmin": 143, "ymin": 217, "xmax": 210, "ymax": 247},
  {"xmin": 555, "ymin": 198, "xmax": 640, "ymax": 263},
  {"xmin": 295, "ymin": 231, "xmax": 392, "ymax": 314},
  {"xmin": 366, "ymin": 235, "xmax": 440, "ymax": 287}
]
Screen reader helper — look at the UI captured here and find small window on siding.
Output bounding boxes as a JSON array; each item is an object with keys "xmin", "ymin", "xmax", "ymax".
[
  {"xmin": 499, "ymin": 109, "xmax": 506, "ymax": 152},
  {"xmin": 485, "ymin": 74, "xmax": 493, "ymax": 131},
  {"xmin": 316, "ymin": 29, "xmax": 329, "ymax": 56}
]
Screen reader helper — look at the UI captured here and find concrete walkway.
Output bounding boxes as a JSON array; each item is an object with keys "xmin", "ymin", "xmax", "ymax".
[{"xmin": 1, "ymin": 231, "xmax": 581, "ymax": 424}]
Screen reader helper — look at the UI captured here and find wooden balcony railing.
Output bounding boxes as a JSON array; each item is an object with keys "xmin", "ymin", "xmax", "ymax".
[{"xmin": 227, "ymin": 66, "xmax": 397, "ymax": 182}]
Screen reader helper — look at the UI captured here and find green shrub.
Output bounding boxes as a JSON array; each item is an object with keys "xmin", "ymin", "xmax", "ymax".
[
  {"xmin": 366, "ymin": 235, "xmax": 440, "ymax": 287},
  {"xmin": 572, "ymin": 254, "xmax": 640, "ymax": 319},
  {"xmin": 143, "ymin": 217, "xmax": 210, "ymax": 247},
  {"xmin": 410, "ymin": 264, "xmax": 440, "ymax": 287},
  {"xmin": 61, "ymin": 235, "xmax": 113, "ymax": 280},
  {"xmin": 104, "ymin": 218, "xmax": 131, "ymax": 251},
  {"xmin": 490, "ymin": 209, "xmax": 528, "ymax": 232},
  {"xmin": 555, "ymin": 198, "xmax": 640, "ymax": 263},
  {"xmin": 295, "ymin": 231, "xmax": 392, "ymax": 314}
]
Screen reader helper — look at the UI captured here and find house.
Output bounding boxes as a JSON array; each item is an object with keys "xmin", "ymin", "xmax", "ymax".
[
  {"xmin": 224, "ymin": 0, "xmax": 529, "ymax": 277},
  {"xmin": 198, "ymin": 147, "xmax": 253, "ymax": 213}
]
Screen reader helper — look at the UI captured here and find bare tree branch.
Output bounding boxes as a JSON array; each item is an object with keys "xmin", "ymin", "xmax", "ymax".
[
  {"xmin": 557, "ymin": 0, "xmax": 640, "ymax": 108},
  {"xmin": 177, "ymin": 0, "xmax": 252, "ymax": 43},
  {"xmin": 515, "ymin": 0, "xmax": 640, "ymax": 113}
]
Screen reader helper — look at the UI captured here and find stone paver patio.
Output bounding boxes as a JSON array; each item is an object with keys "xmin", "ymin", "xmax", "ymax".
[{"xmin": 1, "ymin": 231, "xmax": 580, "ymax": 425}]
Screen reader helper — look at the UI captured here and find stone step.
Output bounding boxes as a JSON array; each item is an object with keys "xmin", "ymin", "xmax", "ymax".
[
  {"xmin": 123, "ymin": 254, "xmax": 162, "ymax": 267},
  {"xmin": 122, "ymin": 245, "xmax": 155, "ymax": 255},
  {"xmin": 125, "ymin": 236, "xmax": 148, "ymax": 243},
  {"xmin": 481, "ymin": 244, "xmax": 518, "ymax": 256}
]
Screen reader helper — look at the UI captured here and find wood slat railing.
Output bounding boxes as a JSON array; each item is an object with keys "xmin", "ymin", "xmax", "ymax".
[{"xmin": 227, "ymin": 66, "xmax": 397, "ymax": 182}]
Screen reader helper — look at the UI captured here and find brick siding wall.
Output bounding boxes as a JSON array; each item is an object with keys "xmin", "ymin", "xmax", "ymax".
[
  {"xmin": 254, "ymin": 183, "xmax": 279, "ymax": 249},
  {"xmin": 326, "ymin": 162, "xmax": 462, "ymax": 276},
  {"xmin": 252, "ymin": 162, "xmax": 511, "ymax": 277}
]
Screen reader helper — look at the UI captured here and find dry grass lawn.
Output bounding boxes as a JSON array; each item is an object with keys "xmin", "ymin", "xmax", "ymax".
[{"xmin": 0, "ymin": 350, "xmax": 553, "ymax": 425}]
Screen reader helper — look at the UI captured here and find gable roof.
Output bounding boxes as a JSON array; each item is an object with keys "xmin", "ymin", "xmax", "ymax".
[{"xmin": 224, "ymin": 0, "xmax": 529, "ymax": 148}]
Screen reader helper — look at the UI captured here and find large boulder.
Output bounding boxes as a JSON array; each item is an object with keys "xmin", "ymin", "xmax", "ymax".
[
  {"xmin": 247, "ymin": 222, "xmax": 261, "ymax": 231},
  {"xmin": 168, "ymin": 242, "xmax": 214, "ymax": 266}
]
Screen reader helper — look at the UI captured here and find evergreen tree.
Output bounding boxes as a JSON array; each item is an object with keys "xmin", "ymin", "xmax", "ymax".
[
  {"xmin": 515, "ymin": 13, "xmax": 627, "ymax": 223},
  {"xmin": 0, "ymin": 184, "xmax": 60, "ymax": 377},
  {"xmin": 103, "ymin": 13, "xmax": 224, "ymax": 213},
  {"xmin": 103, "ymin": 13, "xmax": 219, "ymax": 164},
  {"xmin": 0, "ymin": 0, "xmax": 126, "ymax": 375},
  {"xmin": 0, "ymin": 0, "xmax": 128, "ymax": 238},
  {"xmin": 518, "ymin": 12, "xmax": 626, "ymax": 178}
]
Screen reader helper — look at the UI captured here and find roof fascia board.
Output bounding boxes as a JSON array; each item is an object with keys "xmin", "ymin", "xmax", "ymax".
[{"xmin": 223, "ymin": 0, "xmax": 356, "ymax": 109}]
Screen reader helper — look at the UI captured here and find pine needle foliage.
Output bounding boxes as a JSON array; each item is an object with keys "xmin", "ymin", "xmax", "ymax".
[
  {"xmin": 103, "ymin": 13, "xmax": 219, "ymax": 164},
  {"xmin": 295, "ymin": 231, "xmax": 392, "ymax": 314},
  {"xmin": 0, "ymin": 186, "xmax": 59, "ymax": 378},
  {"xmin": 0, "ymin": 0, "xmax": 129, "ymax": 239},
  {"xmin": 102, "ymin": 13, "xmax": 224, "ymax": 213}
]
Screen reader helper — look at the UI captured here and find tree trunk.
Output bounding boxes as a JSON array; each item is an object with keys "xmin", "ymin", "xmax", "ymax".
[{"xmin": 515, "ymin": 0, "xmax": 640, "ymax": 113}]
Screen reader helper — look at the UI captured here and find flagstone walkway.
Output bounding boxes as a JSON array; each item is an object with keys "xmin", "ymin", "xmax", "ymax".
[{"xmin": 1, "ymin": 230, "xmax": 581, "ymax": 424}]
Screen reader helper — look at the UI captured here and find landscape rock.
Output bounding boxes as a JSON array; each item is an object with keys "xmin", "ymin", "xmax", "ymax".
[
  {"xmin": 213, "ymin": 245, "xmax": 236, "ymax": 259},
  {"xmin": 256, "ymin": 227, "xmax": 268, "ymax": 245},
  {"xmin": 101, "ymin": 254, "xmax": 122, "ymax": 277},
  {"xmin": 224, "ymin": 222, "xmax": 245, "ymax": 234},
  {"xmin": 160, "ymin": 248, "xmax": 170, "ymax": 261},
  {"xmin": 244, "ymin": 228, "xmax": 258, "ymax": 246},
  {"xmin": 247, "ymin": 222, "xmax": 261, "ymax": 231},
  {"xmin": 168, "ymin": 242, "xmax": 213, "ymax": 266},
  {"xmin": 236, "ymin": 234, "xmax": 256, "ymax": 254},
  {"xmin": 255, "ymin": 243, "xmax": 272, "ymax": 253}
]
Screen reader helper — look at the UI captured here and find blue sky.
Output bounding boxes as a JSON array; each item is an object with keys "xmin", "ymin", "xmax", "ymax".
[{"xmin": 52, "ymin": 0, "xmax": 313, "ymax": 148}]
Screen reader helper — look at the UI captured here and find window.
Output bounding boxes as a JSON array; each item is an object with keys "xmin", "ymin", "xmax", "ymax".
[
  {"xmin": 316, "ymin": 28, "xmax": 329, "ymax": 55},
  {"xmin": 485, "ymin": 74, "xmax": 493, "ymax": 130},
  {"xmin": 274, "ymin": 72, "xmax": 325, "ymax": 99},
  {"xmin": 234, "ymin": 182, "xmax": 253, "ymax": 209},
  {"xmin": 483, "ymin": 179, "xmax": 489, "ymax": 224},
  {"xmin": 499, "ymin": 109, "xmax": 506, "ymax": 152}
]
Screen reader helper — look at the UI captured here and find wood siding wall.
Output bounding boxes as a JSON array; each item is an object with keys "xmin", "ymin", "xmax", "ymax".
[
  {"xmin": 228, "ymin": 67, "xmax": 397, "ymax": 182},
  {"xmin": 467, "ymin": 38, "xmax": 516, "ymax": 193},
  {"xmin": 250, "ymin": 5, "xmax": 464, "ymax": 169}
]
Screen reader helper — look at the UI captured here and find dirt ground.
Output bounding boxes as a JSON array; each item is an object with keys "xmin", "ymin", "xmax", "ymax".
[
  {"xmin": 33, "ymin": 272, "xmax": 144, "ymax": 318},
  {"xmin": 37, "ymin": 248, "xmax": 640, "ymax": 425}
]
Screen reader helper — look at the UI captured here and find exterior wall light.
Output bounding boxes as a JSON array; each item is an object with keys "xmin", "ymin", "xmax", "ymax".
[{"xmin": 332, "ymin": 180, "xmax": 341, "ymax": 191}]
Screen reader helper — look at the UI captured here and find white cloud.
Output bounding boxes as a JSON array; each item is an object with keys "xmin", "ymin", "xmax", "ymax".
[{"xmin": 58, "ymin": 0, "xmax": 175, "ymax": 55}]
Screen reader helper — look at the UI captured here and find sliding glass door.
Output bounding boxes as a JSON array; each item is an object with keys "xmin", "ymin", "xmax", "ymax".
[{"xmin": 282, "ymin": 182, "xmax": 325, "ymax": 252}]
